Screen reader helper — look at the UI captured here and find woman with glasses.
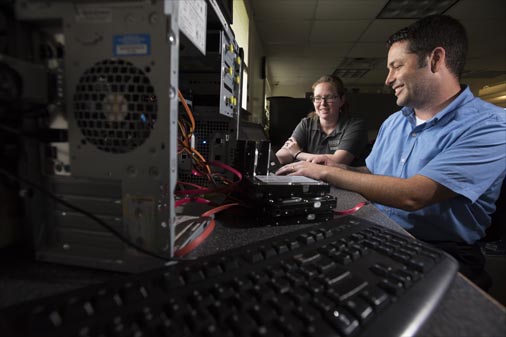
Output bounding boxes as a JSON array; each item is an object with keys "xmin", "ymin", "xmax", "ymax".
[{"xmin": 275, "ymin": 74, "xmax": 368, "ymax": 166}]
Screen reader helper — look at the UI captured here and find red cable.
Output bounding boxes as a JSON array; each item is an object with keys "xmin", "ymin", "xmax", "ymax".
[
  {"xmin": 175, "ymin": 197, "xmax": 210, "ymax": 207},
  {"xmin": 210, "ymin": 160, "xmax": 243, "ymax": 181},
  {"xmin": 201, "ymin": 203, "xmax": 239, "ymax": 217},
  {"xmin": 334, "ymin": 201, "xmax": 369, "ymax": 215},
  {"xmin": 174, "ymin": 217, "xmax": 216, "ymax": 257},
  {"xmin": 175, "ymin": 161, "xmax": 243, "ymax": 196},
  {"xmin": 177, "ymin": 181, "xmax": 205, "ymax": 190},
  {"xmin": 174, "ymin": 203, "xmax": 239, "ymax": 257}
]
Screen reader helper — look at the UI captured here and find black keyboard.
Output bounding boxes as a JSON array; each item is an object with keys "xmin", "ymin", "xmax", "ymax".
[{"xmin": 0, "ymin": 215, "xmax": 458, "ymax": 337}]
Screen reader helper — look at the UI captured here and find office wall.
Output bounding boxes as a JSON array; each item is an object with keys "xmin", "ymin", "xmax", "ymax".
[
  {"xmin": 270, "ymin": 84, "xmax": 311, "ymax": 98},
  {"xmin": 238, "ymin": 0, "xmax": 265, "ymax": 124},
  {"xmin": 347, "ymin": 93, "xmax": 398, "ymax": 141},
  {"xmin": 246, "ymin": 22, "xmax": 266, "ymax": 124},
  {"xmin": 267, "ymin": 97, "xmax": 313, "ymax": 149}
]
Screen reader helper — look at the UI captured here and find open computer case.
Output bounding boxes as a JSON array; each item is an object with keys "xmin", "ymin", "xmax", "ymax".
[{"xmin": 9, "ymin": 0, "xmax": 241, "ymax": 272}]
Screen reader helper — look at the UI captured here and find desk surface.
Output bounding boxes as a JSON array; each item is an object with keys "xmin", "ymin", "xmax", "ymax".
[{"xmin": 1, "ymin": 188, "xmax": 505, "ymax": 337}]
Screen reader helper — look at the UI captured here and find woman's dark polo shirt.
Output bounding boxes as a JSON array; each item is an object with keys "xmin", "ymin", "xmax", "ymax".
[{"xmin": 292, "ymin": 115, "xmax": 368, "ymax": 165}]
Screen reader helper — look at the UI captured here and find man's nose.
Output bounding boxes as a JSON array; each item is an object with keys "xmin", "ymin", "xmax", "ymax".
[{"xmin": 385, "ymin": 70, "xmax": 394, "ymax": 86}]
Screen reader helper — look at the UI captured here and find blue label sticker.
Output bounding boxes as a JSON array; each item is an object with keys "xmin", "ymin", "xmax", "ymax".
[{"xmin": 113, "ymin": 34, "xmax": 151, "ymax": 56}]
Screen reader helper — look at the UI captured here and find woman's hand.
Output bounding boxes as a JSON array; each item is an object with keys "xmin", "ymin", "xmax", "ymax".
[{"xmin": 282, "ymin": 138, "xmax": 301, "ymax": 157}]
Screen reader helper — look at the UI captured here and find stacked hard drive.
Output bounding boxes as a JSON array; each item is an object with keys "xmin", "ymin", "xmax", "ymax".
[
  {"xmin": 234, "ymin": 140, "xmax": 337, "ymax": 225},
  {"xmin": 244, "ymin": 175, "xmax": 337, "ymax": 226}
]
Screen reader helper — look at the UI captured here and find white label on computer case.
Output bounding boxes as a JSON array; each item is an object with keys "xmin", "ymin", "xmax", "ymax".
[
  {"xmin": 113, "ymin": 34, "xmax": 151, "ymax": 56},
  {"xmin": 178, "ymin": 0, "xmax": 207, "ymax": 55}
]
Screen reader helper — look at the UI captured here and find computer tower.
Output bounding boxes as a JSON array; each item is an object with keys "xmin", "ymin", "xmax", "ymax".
[{"xmin": 14, "ymin": 0, "xmax": 180, "ymax": 272}]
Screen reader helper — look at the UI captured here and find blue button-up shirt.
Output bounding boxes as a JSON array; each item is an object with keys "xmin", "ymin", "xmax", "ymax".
[{"xmin": 366, "ymin": 86, "xmax": 506, "ymax": 244}]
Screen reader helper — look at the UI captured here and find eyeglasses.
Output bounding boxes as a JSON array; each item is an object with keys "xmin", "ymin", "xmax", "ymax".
[{"xmin": 311, "ymin": 95, "xmax": 339, "ymax": 103}]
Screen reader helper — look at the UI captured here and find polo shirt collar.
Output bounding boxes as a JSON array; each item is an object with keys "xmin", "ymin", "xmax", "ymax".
[
  {"xmin": 311, "ymin": 116, "xmax": 346, "ymax": 137},
  {"xmin": 401, "ymin": 85, "xmax": 472, "ymax": 128}
]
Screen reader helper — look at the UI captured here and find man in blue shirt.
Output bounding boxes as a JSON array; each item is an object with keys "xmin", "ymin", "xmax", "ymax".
[{"xmin": 277, "ymin": 15, "xmax": 506, "ymax": 290}]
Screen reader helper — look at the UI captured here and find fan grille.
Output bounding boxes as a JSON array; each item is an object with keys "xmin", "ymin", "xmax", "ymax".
[{"xmin": 73, "ymin": 59, "xmax": 157, "ymax": 153}]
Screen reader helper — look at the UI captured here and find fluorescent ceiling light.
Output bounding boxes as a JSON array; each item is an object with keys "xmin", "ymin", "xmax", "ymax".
[
  {"xmin": 479, "ymin": 81, "xmax": 506, "ymax": 108},
  {"xmin": 462, "ymin": 70, "xmax": 506, "ymax": 79},
  {"xmin": 332, "ymin": 58, "xmax": 379, "ymax": 78},
  {"xmin": 377, "ymin": 0, "xmax": 460, "ymax": 19},
  {"xmin": 332, "ymin": 69, "xmax": 370, "ymax": 79}
]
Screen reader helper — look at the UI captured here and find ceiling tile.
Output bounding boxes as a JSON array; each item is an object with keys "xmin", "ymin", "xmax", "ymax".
[
  {"xmin": 316, "ymin": 0, "xmax": 389, "ymax": 20},
  {"xmin": 446, "ymin": 0, "xmax": 506, "ymax": 19},
  {"xmin": 359, "ymin": 19, "xmax": 416, "ymax": 42},
  {"xmin": 348, "ymin": 42, "xmax": 389, "ymax": 57},
  {"xmin": 250, "ymin": 0, "xmax": 317, "ymax": 21},
  {"xmin": 303, "ymin": 43, "xmax": 354, "ymax": 58},
  {"xmin": 266, "ymin": 44, "xmax": 310, "ymax": 56},
  {"xmin": 257, "ymin": 20, "xmax": 313, "ymax": 45},
  {"xmin": 266, "ymin": 44, "xmax": 352, "ymax": 59},
  {"xmin": 310, "ymin": 20, "xmax": 370, "ymax": 43}
]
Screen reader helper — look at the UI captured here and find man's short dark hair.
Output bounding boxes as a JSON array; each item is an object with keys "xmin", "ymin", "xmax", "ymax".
[{"xmin": 386, "ymin": 15, "xmax": 468, "ymax": 79}]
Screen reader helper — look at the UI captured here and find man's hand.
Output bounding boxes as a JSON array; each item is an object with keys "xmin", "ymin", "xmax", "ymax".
[
  {"xmin": 275, "ymin": 160, "xmax": 326, "ymax": 181},
  {"xmin": 307, "ymin": 154, "xmax": 339, "ymax": 166}
]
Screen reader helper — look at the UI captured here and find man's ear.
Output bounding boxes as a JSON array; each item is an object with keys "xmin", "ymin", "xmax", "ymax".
[{"xmin": 430, "ymin": 47, "xmax": 446, "ymax": 73}]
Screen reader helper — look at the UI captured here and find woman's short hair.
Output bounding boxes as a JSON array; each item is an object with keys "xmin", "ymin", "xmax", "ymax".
[{"xmin": 309, "ymin": 74, "xmax": 350, "ymax": 117}]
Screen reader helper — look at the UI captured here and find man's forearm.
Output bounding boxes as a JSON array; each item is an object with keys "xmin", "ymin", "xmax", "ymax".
[
  {"xmin": 333, "ymin": 164, "xmax": 370, "ymax": 173},
  {"xmin": 319, "ymin": 166, "xmax": 451, "ymax": 211}
]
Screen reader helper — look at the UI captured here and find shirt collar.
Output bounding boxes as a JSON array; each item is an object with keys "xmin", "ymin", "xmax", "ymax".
[
  {"xmin": 401, "ymin": 85, "xmax": 473, "ymax": 127},
  {"xmin": 311, "ymin": 116, "xmax": 346, "ymax": 136}
]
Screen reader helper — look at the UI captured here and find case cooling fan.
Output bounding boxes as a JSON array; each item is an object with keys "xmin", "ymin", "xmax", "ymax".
[{"xmin": 73, "ymin": 59, "xmax": 158, "ymax": 154}]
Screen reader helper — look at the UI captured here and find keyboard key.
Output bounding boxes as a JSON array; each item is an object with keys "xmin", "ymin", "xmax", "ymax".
[
  {"xmin": 360, "ymin": 286, "xmax": 390, "ymax": 308},
  {"xmin": 323, "ymin": 265, "xmax": 351, "ymax": 286},
  {"xmin": 408, "ymin": 256, "xmax": 434, "ymax": 273},
  {"xmin": 345, "ymin": 297, "xmax": 374, "ymax": 322},
  {"xmin": 370, "ymin": 263, "xmax": 392, "ymax": 277},
  {"xmin": 324, "ymin": 307, "xmax": 360, "ymax": 336},
  {"xmin": 329, "ymin": 275, "xmax": 368, "ymax": 301},
  {"xmin": 379, "ymin": 278, "xmax": 404, "ymax": 296}
]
